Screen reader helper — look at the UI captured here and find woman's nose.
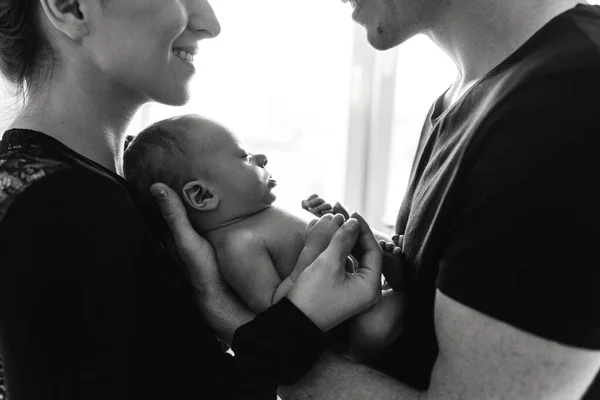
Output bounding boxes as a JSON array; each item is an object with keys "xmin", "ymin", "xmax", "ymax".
[
  {"xmin": 189, "ymin": 0, "xmax": 221, "ymax": 38},
  {"xmin": 254, "ymin": 154, "xmax": 268, "ymax": 167}
]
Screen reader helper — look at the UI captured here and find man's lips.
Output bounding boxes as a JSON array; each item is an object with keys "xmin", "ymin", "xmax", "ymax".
[{"xmin": 268, "ymin": 178, "xmax": 277, "ymax": 187}]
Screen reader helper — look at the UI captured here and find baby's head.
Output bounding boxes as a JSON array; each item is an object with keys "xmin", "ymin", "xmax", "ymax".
[{"xmin": 124, "ymin": 114, "xmax": 277, "ymax": 233}]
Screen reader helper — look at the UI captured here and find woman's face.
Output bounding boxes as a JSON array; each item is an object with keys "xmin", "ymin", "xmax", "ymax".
[{"xmin": 83, "ymin": 0, "xmax": 221, "ymax": 106}]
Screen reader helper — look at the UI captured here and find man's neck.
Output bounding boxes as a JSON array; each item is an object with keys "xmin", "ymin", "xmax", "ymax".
[
  {"xmin": 427, "ymin": 0, "xmax": 585, "ymax": 110},
  {"xmin": 10, "ymin": 65, "xmax": 143, "ymax": 174}
]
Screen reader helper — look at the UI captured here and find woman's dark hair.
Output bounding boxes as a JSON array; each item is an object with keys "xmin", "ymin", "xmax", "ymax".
[{"xmin": 0, "ymin": 0, "xmax": 54, "ymax": 97}]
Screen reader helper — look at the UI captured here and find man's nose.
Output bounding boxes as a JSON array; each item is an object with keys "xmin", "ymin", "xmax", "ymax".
[
  {"xmin": 189, "ymin": 0, "xmax": 221, "ymax": 38},
  {"xmin": 254, "ymin": 154, "xmax": 268, "ymax": 167}
]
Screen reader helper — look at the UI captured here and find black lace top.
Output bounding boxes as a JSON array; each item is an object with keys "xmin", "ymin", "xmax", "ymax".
[{"xmin": 0, "ymin": 130, "xmax": 73, "ymax": 400}]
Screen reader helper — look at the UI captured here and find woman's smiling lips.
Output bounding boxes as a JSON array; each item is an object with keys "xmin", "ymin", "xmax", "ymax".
[{"xmin": 171, "ymin": 45, "xmax": 198, "ymax": 70}]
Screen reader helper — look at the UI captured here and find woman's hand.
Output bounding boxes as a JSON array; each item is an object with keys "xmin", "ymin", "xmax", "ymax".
[
  {"xmin": 150, "ymin": 182, "xmax": 255, "ymax": 344},
  {"xmin": 288, "ymin": 212, "xmax": 383, "ymax": 332},
  {"xmin": 150, "ymin": 183, "xmax": 222, "ymax": 294}
]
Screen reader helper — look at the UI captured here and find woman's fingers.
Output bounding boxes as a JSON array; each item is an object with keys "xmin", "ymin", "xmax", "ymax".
[
  {"xmin": 320, "ymin": 218, "xmax": 360, "ymax": 265},
  {"xmin": 350, "ymin": 212, "xmax": 382, "ymax": 282},
  {"xmin": 289, "ymin": 215, "xmax": 383, "ymax": 332},
  {"xmin": 150, "ymin": 183, "xmax": 193, "ymax": 240},
  {"xmin": 288, "ymin": 218, "xmax": 363, "ymax": 331},
  {"xmin": 333, "ymin": 202, "xmax": 350, "ymax": 220},
  {"xmin": 151, "ymin": 182, "xmax": 220, "ymax": 291}
]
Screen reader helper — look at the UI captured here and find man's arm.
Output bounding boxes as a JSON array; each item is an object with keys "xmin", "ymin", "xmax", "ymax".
[{"xmin": 281, "ymin": 290, "xmax": 600, "ymax": 399}]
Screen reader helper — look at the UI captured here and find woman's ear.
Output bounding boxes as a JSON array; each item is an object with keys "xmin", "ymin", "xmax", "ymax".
[
  {"xmin": 182, "ymin": 181, "xmax": 220, "ymax": 211},
  {"xmin": 38, "ymin": 0, "xmax": 91, "ymax": 40}
]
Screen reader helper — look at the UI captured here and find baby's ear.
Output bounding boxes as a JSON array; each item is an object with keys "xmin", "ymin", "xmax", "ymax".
[{"xmin": 182, "ymin": 180, "xmax": 220, "ymax": 211}]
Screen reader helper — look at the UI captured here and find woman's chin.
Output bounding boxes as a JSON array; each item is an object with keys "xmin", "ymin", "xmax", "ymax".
[{"xmin": 151, "ymin": 85, "xmax": 191, "ymax": 107}]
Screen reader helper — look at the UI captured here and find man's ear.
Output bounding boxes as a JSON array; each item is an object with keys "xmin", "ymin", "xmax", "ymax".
[
  {"xmin": 182, "ymin": 181, "xmax": 220, "ymax": 211},
  {"xmin": 38, "ymin": 0, "xmax": 90, "ymax": 40}
]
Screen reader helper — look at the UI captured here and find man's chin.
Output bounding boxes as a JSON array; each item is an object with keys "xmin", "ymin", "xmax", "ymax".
[{"xmin": 366, "ymin": 30, "xmax": 397, "ymax": 51}]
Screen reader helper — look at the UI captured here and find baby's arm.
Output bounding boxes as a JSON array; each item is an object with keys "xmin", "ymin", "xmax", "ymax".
[{"xmin": 218, "ymin": 232, "xmax": 293, "ymax": 314}]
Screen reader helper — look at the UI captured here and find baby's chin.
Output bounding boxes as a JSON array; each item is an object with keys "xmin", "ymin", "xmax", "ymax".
[{"xmin": 265, "ymin": 189, "xmax": 277, "ymax": 204}]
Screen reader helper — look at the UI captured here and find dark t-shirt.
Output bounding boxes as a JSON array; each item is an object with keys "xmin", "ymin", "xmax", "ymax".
[
  {"xmin": 0, "ymin": 129, "xmax": 327, "ymax": 399},
  {"xmin": 386, "ymin": 4, "xmax": 600, "ymax": 397}
]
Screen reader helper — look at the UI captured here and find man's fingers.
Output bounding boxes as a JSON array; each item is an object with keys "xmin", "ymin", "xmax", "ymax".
[{"xmin": 392, "ymin": 234, "xmax": 404, "ymax": 248}]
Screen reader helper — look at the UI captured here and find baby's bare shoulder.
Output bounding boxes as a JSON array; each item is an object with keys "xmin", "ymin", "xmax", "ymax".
[{"xmin": 220, "ymin": 226, "xmax": 267, "ymax": 253}]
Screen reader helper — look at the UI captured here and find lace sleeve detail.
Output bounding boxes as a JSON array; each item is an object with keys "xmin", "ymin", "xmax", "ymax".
[
  {"xmin": 0, "ymin": 139, "xmax": 70, "ymax": 224},
  {"xmin": 0, "ymin": 132, "xmax": 72, "ymax": 400}
]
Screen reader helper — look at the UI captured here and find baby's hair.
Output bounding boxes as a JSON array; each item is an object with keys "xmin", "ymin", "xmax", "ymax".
[{"xmin": 123, "ymin": 119, "xmax": 191, "ymax": 215}]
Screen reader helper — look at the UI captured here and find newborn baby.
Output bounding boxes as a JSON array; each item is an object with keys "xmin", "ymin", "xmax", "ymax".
[{"xmin": 123, "ymin": 115, "xmax": 405, "ymax": 360}]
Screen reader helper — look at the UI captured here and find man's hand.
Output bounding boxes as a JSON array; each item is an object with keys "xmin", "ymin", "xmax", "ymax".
[
  {"xmin": 378, "ymin": 234, "xmax": 405, "ymax": 291},
  {"xmin": 288, "ymin": 212, "xmax": 383, "ymax": 332}
]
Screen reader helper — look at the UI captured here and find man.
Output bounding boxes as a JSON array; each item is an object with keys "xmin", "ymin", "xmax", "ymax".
[
  {"xmin": 158, "ymin": 0, "xmax": 600, "ymax": 398},
  {"xmin": 279, "ymin": 0, "xmax": 600, "ymax": 398}
]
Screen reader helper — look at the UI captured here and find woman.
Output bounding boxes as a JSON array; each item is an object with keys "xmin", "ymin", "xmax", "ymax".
[{"xmin": 0, "ymin": 0, "xmax": 383, "ymax": 398}]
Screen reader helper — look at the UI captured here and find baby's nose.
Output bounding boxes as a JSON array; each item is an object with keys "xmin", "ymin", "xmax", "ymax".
[{"xmin": 254, "ymin": 154, "xmax": 268, "ymax": 167}]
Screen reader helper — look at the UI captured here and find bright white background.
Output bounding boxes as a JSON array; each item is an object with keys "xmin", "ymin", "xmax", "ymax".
[{"xmin": 2, "ymin": 1, "xmax": 599, "ymax": 232}]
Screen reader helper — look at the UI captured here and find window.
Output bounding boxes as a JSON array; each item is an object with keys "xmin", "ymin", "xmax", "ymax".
[{"xmin": 127, "ymin": 0, "xmax": 357, "ymax": 214}]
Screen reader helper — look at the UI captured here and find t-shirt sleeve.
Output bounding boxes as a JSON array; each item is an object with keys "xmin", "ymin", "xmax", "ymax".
[
  {"xmin": 0, "ymin": 168, "xmax": 327, "ymax": 400},
  {"xmin": 437, "ymin": 71, "xmax": 600, "ymax": 349}
]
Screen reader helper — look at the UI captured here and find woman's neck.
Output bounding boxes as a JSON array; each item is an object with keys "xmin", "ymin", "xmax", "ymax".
[{"xmin": 10, "ymin": 68, "xmax": 144, "ymax": 174}]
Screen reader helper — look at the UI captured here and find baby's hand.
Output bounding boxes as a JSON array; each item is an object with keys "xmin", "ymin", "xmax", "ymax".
[
  {"xmin": 378, "ymin": 234, "xmax": 404, "ymax": 291},
  {"xmin": 302, "ymin": 194, "xmax": 352, "ymax": 221},
  {"xmin": 301, "ymin": 194, "xmax": 333, "ymax": 217}
]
